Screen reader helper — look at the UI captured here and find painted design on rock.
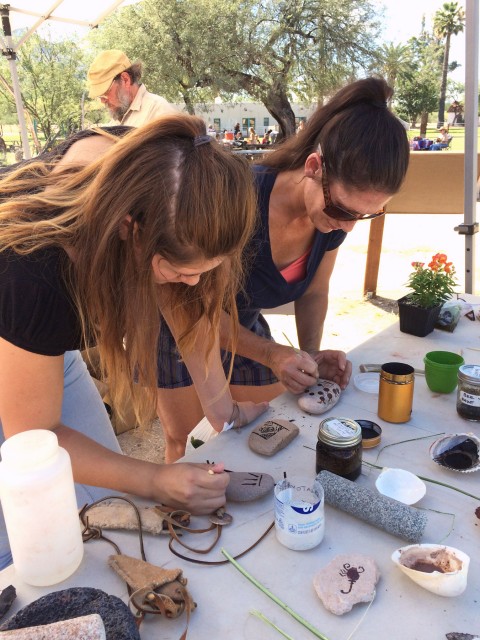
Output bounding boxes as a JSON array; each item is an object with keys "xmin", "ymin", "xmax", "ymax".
[{"xmin": 298, "ymin": 379, "xmax": 341, "ymax": 415}]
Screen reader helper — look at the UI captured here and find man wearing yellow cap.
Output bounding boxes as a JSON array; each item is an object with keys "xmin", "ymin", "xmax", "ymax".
[{"xmin": 87, "ymin": 50, "xmax": 177, "ymax": 126}]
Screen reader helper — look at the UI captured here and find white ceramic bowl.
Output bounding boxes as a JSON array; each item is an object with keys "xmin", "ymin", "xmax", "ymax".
[
  {"xmin": 375, "ymin": 468, "xmax": 426, "ymax": 505},
  {"xmin": 391, "ymin": 544, "xmax": 470, "ymax": 597}
]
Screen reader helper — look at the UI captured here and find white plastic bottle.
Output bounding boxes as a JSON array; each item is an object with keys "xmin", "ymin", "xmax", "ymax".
[{"xmin": 0, "ymin": 429, "xmax": 84, "ymax": 586}]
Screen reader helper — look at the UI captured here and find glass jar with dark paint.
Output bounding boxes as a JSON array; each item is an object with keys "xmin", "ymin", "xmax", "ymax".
[
  {"xmin": 457, "ymin": 364, "xmax": 480, "ymax": 421},
  {"xmin": 316, "ymin": 417, "xmax": 362, "ymax": 480}
]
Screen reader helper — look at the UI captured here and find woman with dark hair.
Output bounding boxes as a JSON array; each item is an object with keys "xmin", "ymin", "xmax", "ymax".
[
  {"xmin": 0, "ymin": 114, "xmax": 268, "ymax": 568},
  {"xmin": 156, "ymin": 77, "xmax": 411, "ymax": 462}
]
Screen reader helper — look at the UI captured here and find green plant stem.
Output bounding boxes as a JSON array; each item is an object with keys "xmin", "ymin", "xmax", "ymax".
[
  {"xmin": 221, "ymin": 548, "xmax": 330, "ymax": 640},
  {"xmin": 363, "ymin": 460, "xmax": 480, "ymax": 500},
  {"xmin": 374, "ymin": 432, "xmax": 445, "ymax": 464},
  {"xmin": 250, "ymin": 610, "xmax": 296, "ymax": 640}
]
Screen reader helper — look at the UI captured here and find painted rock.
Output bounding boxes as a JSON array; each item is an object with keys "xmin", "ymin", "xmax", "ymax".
[
  {"xmin": 248, "ymin": 419, "xmax": 299, "ymax": 456},
  {"xmin": 298, "ymin": 379, "xmax": 341, "ymax": 415},
  {"xmin": 313, "ymin": 554, "xmax": 380, "ymax": 615},
  {"xmin": 226, "ymin": 471, "xmax": 275, "ymax": 502}
]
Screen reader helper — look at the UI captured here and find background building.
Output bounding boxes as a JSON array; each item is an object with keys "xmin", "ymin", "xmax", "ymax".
[{"xmin": 174, "ymin": 101, "xmax": 317, "ymax": 134}]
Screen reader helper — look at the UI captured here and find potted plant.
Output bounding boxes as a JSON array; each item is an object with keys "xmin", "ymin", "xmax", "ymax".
[{"xmin": 398, "ymin": 253, "xmax": 457, "ymax": 337}]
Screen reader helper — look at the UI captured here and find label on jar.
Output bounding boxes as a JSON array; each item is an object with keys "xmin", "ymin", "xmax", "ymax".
[
  {"xmin": 459, "ymin": 390, "xmax": 480, "ymax": 407},
  {"xmin": 324, "ymin": 418, "xmax": 355, "ymax": 438}
]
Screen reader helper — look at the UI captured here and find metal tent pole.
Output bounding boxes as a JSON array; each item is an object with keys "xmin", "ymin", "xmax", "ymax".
[
  {"xmin": 456, "ymin": 0, "xmax": 479, "ymax": 293},
  {"xmin": 0, "ymin": 5, "xmax": 31, "ymax": 159}
]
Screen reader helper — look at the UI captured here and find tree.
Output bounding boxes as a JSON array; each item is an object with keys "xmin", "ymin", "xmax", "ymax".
[
  {"xmin": 433, "ymin": 1, "xmax": 465, "ymax": 128},
  {"xmin": 374, "ymin": 42, "xmax": 409, "ymax": 104},
  {"xmin": 90, "ymin": 0, "xmax": 381, "ymax": 138},
  {"xmin": 395, "ymin": 19, "xmax": 442, "ymax": 133},
  {"xmin": 0, "ymin": 32, "xmax": 87, "ymax": 143}
]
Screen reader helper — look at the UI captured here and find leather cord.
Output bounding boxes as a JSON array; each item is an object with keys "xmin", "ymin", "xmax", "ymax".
[{"xmin": 167, "ymin": 520, "xmax": 275, "ymax": 566}]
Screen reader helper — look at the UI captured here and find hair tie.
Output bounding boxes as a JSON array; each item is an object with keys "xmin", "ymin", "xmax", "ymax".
[
  {"xmin": 193, "ymin": 135, "xmax": 211, "ymax": 147},
  {"xmin": 372, "ymin": 101, "xmax": 388, "ymax": 109}
]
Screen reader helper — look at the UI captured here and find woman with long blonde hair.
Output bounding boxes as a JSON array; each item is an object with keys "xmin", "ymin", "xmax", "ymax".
[{"xmin": 0, "ymin": 114, "xmax": 268, "ymax": 568}]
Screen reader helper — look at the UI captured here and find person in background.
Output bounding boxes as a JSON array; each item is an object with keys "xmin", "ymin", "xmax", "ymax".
[
  {"xmin": 430, "ymin": 127, "xmax": 450, "ymax": 151},
  {"xmin": 248, "ymin": 126, "xmax": 257, "ymax": 143},
  {"xmin": 156, "ymin": 77, "xmax": 411, "ymax": 462},
  {"xmin": 261, "ymin": 129, "xmax": 272, "ymax": 144},
  {"xmin": 233, "ymin": 131, "xmax": 245, "ymax": 148},
  {"xmin": 87, "ymin": 50, "xmax": 177, "ymax": 126},
  {"xmin": 0, "ymin": 114, "xmax": 268, "ymax": 568}
]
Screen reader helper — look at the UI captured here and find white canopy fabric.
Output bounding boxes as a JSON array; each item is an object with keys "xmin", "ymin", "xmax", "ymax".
[{"xmin": 0, "ymin": 0, "xmax": 136, "ymax": 158}]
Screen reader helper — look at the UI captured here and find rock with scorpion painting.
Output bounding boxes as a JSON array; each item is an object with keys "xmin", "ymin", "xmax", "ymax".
[
  {"xmin": 313, "ymin": 554, "xmax": 380, "ymax": 615},
  {"xmin": 297, "ymin": 379, "xmax": 341, "ymax": 415}
]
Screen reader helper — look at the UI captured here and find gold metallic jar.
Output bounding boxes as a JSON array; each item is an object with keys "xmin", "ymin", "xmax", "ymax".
[
  {"xmin": 316, "ymin": 417, "xmax": 362, "ymax": 480},
  {"xmin": 377, "ymin": 362, "xmax": 414, "ymax": 423}
]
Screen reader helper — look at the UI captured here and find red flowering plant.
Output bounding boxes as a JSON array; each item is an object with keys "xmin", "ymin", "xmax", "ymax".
[{"xmin": 405, "ymin": 253, "xmax": 457, "ymax": 308}]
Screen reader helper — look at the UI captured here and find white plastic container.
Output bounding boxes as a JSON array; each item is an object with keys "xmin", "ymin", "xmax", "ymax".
[
  {"xmin": 0, "ymin": 429, "xmax": 84, "ymax": 586},
  {"xmin": 274, "ymin": 476, "xmax": 325, "ymax": 551}
]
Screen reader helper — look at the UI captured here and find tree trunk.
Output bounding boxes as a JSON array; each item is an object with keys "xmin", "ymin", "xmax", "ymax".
[
  {"xmin": 420, "ymin": 111, "xmax": 429, "ymax": 137},
  {"xmin": 262, "ymin": 86, "xmax": 296, "ymax": 139},
  {"xmin": 182, "ymin": 93, "xmax": 195, "ymax": 115},
  {"xmin": 437, "ymin": 32, "xmax": 451, "ymax": 129}
]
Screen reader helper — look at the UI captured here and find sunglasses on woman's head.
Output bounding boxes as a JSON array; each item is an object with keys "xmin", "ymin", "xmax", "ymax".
[{"xmin": 317, "ymin": 149, "xmax": 386, "ymax": 222}]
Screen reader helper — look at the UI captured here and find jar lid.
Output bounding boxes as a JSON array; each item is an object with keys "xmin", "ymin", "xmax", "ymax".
[
  {"xmin": 458, "ymin": 364, "xmax": 480, "ymax": 384},
  {"xmin": 355, "ymin": 419, "xmax": 382, "ymax": 449},
  {"xmin": 318, "ymin": 417, "xmax": 362, "ymax": 448}
]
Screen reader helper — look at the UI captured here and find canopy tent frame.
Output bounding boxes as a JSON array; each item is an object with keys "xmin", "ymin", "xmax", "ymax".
[
  {"xmin": 456, "ymin": 0, "xmax": 479, "ymax": 293},
  {"xmin": 0, "ymin": 0, "xmax": 126, "ymax": 159}
]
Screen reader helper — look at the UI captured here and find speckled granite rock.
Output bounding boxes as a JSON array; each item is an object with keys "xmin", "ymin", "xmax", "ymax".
[
  {"xmin": 313, "ymin": 554, "xmax": 379, "ymax": 615},
  {"xmin": 0, "ymin": 588, "xmax": 139, "ymax": 640},
  {"xmin": 0, "ymin": 614, "xmax": 105, "ymax": 638},
  {"xmin": 298, "ymin": 379, "xmax": 341, "ymax": 415},
  {"xmin": 248, "ymin": 420, "xmax": 299, "ymax": 456},
  {"xmin": 317, "ymin": 470, "xmax": 428, "ymax": 543},
  {"xmin": 225, "ymin": 471, "xmax": 275, "ymax": 502}
]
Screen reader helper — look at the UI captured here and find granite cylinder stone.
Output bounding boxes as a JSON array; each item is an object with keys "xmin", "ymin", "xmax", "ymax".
[
  {"xmin": 248, "ymin": 419, "xmax": 299, "ymax": 456},
  {"xmin": 297, "ymin": 379, "xmax": 341, "ymax": 415},
  {"xmin": 313, "ymin": 554, "xmax": 380, "ymax": 615},
  {"xmin": 225, "ymin": 471, "xmax": 275, "ymax": 502},
  {"xmin": 317, "ymin": 470, "xmax": 427, "ymax": 543}
]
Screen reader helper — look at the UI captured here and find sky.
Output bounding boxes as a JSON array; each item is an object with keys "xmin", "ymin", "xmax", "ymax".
[
  {"xmin": 374, "ymin": 0, "xmax": 467, "ymax": 82},
  {"xmin": 4, "ymin": 0, "xmax": 470, "ymax": 83}
]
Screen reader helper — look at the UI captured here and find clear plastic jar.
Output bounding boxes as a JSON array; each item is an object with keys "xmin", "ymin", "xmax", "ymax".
[
  {"xmin": 457, "ymin": 364, "xmax": 480, "ymax": 421},
  {"xmin": 316, "ymin": 417, "xmax": 362, "ymax": 480}
]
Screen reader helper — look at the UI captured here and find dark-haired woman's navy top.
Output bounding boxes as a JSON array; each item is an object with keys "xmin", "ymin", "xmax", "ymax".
[{"xmin": 236, "ymin": 166, "xmax": 347, "ymax": 331}]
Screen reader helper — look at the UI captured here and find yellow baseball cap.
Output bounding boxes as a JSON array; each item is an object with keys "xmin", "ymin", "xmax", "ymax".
[{"xmin": 87, "ymin": 50, "xmax": 131, "ymax": 98}]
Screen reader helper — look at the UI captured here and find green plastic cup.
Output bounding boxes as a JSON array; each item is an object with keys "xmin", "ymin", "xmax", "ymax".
[{"xmin": 424, "ymin": 351, "xmax": 465, "ymax": 393}]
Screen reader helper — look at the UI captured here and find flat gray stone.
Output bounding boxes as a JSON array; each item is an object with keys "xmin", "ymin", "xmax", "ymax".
[
  {"xmin": 0, "ymin": 588, "xmax": 139, "ymax": 640},
  {"xmin": 248, "ymin": 419, "xmax": 299, "ymax": 456},
  {"xmin": 0, "ymin": 614, "xmax": 105, "ymax": 639},
  {"xmin": 298, "ymin": 379, "xmax": 341, "ymax": 415},
  {"xmin": 226, "ymin": 471, "xmax": 275, "ymax": 502},
  {"xmin": 313, "ymin": 554, "xmax": 380, "ymax": 615}
]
